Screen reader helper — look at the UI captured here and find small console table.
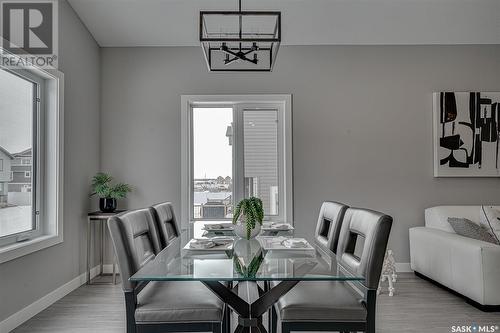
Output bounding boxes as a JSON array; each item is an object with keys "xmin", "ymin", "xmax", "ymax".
[{"xmin": 87, "ymin": 210, "xmax": 125, "ymax": 285}]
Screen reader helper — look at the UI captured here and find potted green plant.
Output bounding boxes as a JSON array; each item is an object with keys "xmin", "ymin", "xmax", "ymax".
[
  {"xmin": 232, "ymin": 197, "xmax": 264, "ymax": 239},
  {"xmin": 90, "ymin": 172, "xmax": 132, "ymax": 213}
]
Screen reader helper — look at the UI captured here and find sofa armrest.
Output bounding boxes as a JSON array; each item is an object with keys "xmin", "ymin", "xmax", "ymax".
[{"xmin": 410, "ymin": 227, "xmax": 500, "ymax": 305}]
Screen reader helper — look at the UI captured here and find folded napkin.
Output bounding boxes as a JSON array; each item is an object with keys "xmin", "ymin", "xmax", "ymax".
[
  {"xmin": 262, "ymin": 222, "xmax": 289, "ymax": 230},
  {"xmin": 190, "ymin": 239, "xmax": 215, "ymax": 249},
  {"xmin": 205, "ymin": 224, "xmax": 222, "ymax": 230},
  {"xmin": 210, "ymin": 236, "xmax": 234, "ymax": 246},
  {"xmin": 281, "ymin": 238, "xmax": 309, "ymax": 248},
  {"xmin": 205, "ymin": 223, "xmax": 233, "ymax": 230},
  {"xmin": 271, "ymin": 223, "xmax": 289, "ymax": 230}
]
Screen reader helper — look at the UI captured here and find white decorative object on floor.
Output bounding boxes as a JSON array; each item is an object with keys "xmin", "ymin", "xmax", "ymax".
[{"xmin": 378, "ymin": 249, "xmax": 397, "ymax": 296}]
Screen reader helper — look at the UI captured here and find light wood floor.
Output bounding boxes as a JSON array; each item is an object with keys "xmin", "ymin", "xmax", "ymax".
[{"xmin": 12, "ymin": 273, "xmax": 500, "ymax": 333}]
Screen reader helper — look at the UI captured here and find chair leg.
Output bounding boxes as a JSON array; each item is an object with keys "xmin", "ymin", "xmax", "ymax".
[
  {"xmin": 271, "ymin": 306, "xmax": 277, "ymax": 333},
  {"xmin": 222, "ymin": 312, "xmax": 226, "ymax": 333},
  {"xmin": 223, "ymin": 304, "xmax": 231, "ymax": 333},
  {"xmin": 366, "ymin": 290, "xmax": 377, "ymax": 333},
  {"xmin": 281, "ymin": 322, "xmax": 291, "ymax": 333},
  {"xmin": 124, "ymin": 292, "xmax": 137, "ymax": 333},
  {"xmin": 212, "ymin": 322, "xmax": 222, "ymax": 333}
]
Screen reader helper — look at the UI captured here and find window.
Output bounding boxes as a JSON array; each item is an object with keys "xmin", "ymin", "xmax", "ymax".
[
  {"xmin": 0, "ymin": 69, "xmax": 38, "ymax": 240},
  {"xmin": 182, "ymin": 95, "xmax": 292, "ymax": 234},
  {"xmin": 0, "ymin": 159, "xmax": 3, "ymax": 171},
  {"xmin": 0, "ymin": 64, "xmax": 64, "ymax": 263},
  {"xmin": 192, "ymin": 107, "xmax": 233, "ymax": 220}
]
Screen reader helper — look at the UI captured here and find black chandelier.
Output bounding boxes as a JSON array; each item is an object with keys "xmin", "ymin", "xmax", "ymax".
[{"xmin": 199, "ymin": 0, "xmax": 281, "ymax": 72}]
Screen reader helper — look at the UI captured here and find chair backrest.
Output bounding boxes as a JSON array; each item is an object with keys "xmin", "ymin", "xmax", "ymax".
[
  {"xmin": 108, "ymin": 208, "xmax": 162, "ymax": 292},
  {"xmin": 337, "ymin": 207, "xmax": 393, "ymax": 289},
  {"xmin": 151, "ymin": 202, "xmax": 180, "ymax": 249},
  {"xmin": 314, "ymin": 201, "xmax": 349, "ymax": 253}
]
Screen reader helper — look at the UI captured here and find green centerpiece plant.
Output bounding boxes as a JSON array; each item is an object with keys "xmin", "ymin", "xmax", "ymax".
[{"xmin": 232, "ymin": 197, "xmax": 264, "ymax": 239}]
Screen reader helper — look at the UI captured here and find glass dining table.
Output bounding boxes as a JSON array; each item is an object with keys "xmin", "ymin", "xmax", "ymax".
[{"xmin": 130, "ymin": 235, "xmax": 364, "ymax": 333}]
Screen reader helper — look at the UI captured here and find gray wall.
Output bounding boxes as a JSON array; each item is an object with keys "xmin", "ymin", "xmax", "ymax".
[
  {"xmin": 0, "ymin": 0, "xmax": 100, "ymax": 322},
  {"xmin": 100, "ymin": 45, "xmax": 500, "ymax": 263}
]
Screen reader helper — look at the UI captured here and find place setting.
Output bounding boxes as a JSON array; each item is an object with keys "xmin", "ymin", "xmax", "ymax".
[
  {"xmin": 202, "ymin": 223, "xmax": 235, "ymax": 232},
  {"xmin": 261, "ymin": 222, "xmax": 294, "ymax": 231},
  {"xmin": 258, "ymin": 236, "xmax": 314, "ymax": 251},
  {"xmin": 184, "ymin": 236, "xmax": 234, "ymax": 251}
]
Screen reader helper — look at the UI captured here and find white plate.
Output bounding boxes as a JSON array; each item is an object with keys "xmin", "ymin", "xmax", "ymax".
[
  {"xmin": 202, "ymin": 223, "xmax": 234, "ymax": 231},
  {"xmin": 258, "ymin": 237, "xmax": 314, "ymax": 251},
  {"xmin": 203, "ymin": 223, "xmax": 294, "ymax": 232},
  {"xmin": 183, "ymin": 239, "xmax": 233, "ymax": 251},
  {"xmin": 262, "ymin": 223, "xmax": 294, "ymax": 231}
]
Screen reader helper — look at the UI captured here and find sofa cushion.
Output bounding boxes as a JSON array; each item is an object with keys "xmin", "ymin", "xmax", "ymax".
[
  {"xmin": 447, "ymin": 218, "xmax": 499, "ymax": 245},
  {"xmin": 479, "ymin": 206, "xmax": 500, "ymax": 244}
]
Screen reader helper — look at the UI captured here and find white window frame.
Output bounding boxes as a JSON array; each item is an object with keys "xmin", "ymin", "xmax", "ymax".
[
  {"xmin": 24, "ymin": 171, "xmax": 31, "ymax": 178},
  {"xmin": 0, "ymin": 64, "xmax": 64, "ymax": 264},
  {"xmin": 181, "ymin": 95, "xmax": 293, "ymax": 232}
]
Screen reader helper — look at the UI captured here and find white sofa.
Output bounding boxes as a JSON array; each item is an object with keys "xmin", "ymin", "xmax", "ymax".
[{"xmin": 409, "ymin": 206, "xmax": 500, "ymax": 310}]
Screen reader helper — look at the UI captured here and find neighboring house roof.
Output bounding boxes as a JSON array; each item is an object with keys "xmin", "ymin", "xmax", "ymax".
[
  {"xmin": 0, "ymin": 145, "xmax": 14, "ymax": 159},
  {"xmin": 12, "ymin": 148, "xmax": 32, "ymax": 157}
]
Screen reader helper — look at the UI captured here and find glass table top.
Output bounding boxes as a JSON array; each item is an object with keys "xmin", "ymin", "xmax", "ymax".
[{"xmin": 130, "ymin": 237, "xmax": 364, "ymax": 282}]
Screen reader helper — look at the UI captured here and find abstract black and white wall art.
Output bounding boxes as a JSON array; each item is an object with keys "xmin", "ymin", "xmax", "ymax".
[{"xmin": 433, "ymin": 92, "xmax": 500, "ymax": 177}]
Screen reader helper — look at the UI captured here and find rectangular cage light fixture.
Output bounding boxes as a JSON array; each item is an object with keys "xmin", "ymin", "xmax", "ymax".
[{"xmin": 199, "ymin": 2, "xmax": 281, "ymax": 72}]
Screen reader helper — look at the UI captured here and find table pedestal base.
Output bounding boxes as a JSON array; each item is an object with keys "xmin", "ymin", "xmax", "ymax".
[{"xmin": 202, "ymin": 280, "xmax": 299, "ymax": 333}]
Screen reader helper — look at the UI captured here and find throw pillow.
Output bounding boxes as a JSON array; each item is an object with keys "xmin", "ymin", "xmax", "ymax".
[
  {"xmin": 447, "ymin": 217, "xmax": 499, "ymax": 245},
  {"xmin": 479, "ymin": 206, "xmax": 500, "ymax": 244}
]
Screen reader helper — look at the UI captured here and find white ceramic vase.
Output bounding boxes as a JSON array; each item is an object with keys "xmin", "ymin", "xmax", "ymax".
[{"xmin": 233, "ymin": 216, "xmax": 261, "ymax": 239}]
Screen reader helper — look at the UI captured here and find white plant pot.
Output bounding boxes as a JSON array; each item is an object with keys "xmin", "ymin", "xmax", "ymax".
[{"xmin": 233, "ymin": 217, "xmax": 261, "ymax": 239}]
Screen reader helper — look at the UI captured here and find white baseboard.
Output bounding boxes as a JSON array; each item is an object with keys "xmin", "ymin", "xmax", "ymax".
[
  {"xmin": 396, "ymin": 262, "xmax": 412, "ymax": 272},
  {"xmin": 0, "ymin": 264, "xmax": 116, "ymax": 333}
]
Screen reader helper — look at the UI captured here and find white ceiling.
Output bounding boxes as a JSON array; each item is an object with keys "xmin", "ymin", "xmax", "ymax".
[{"xmin": 67, "ymin": 0, "xmax": 500, "ymax": 47}]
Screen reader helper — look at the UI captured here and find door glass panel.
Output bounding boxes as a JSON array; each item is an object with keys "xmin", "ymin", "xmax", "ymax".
[
  {"xmin": 192, "ymin": 108, "xmax": 233, "ymax": 219},
  {"xmin": 243, "ymin": 109, "xmax": 279, "ymax": 216}
]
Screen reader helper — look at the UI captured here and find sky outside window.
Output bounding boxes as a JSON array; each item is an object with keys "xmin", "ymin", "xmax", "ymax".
[
  {"xmin": 0, "ymin": 70, "xmax": 33, "ymax": 154},
  {"xmin": 192, "ymin": 107, "xmax": 232, "ymax": 179}
]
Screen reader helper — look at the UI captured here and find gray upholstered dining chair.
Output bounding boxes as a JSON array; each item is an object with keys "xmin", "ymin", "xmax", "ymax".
[
  {"xmin": 108, "ymin": 208, "xmax": 225, "ymax": 333},
  {"xmin": 269, "ymin": 201, "xmax": 350, "ymax": 330},
  {"xmin": 150, "ymin": 202, "xmax": 231, "ymax": 333},
  {"xmin": 314, "ymin": 201, "xmax": 349, "ymax": 253},
  {"xmin": 274, "ymin": 207, "xmax": 393, "ymax": 333},
  {"xmin": 150, "ymin": 202, "xmax": 180, "ymax": 248}
]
